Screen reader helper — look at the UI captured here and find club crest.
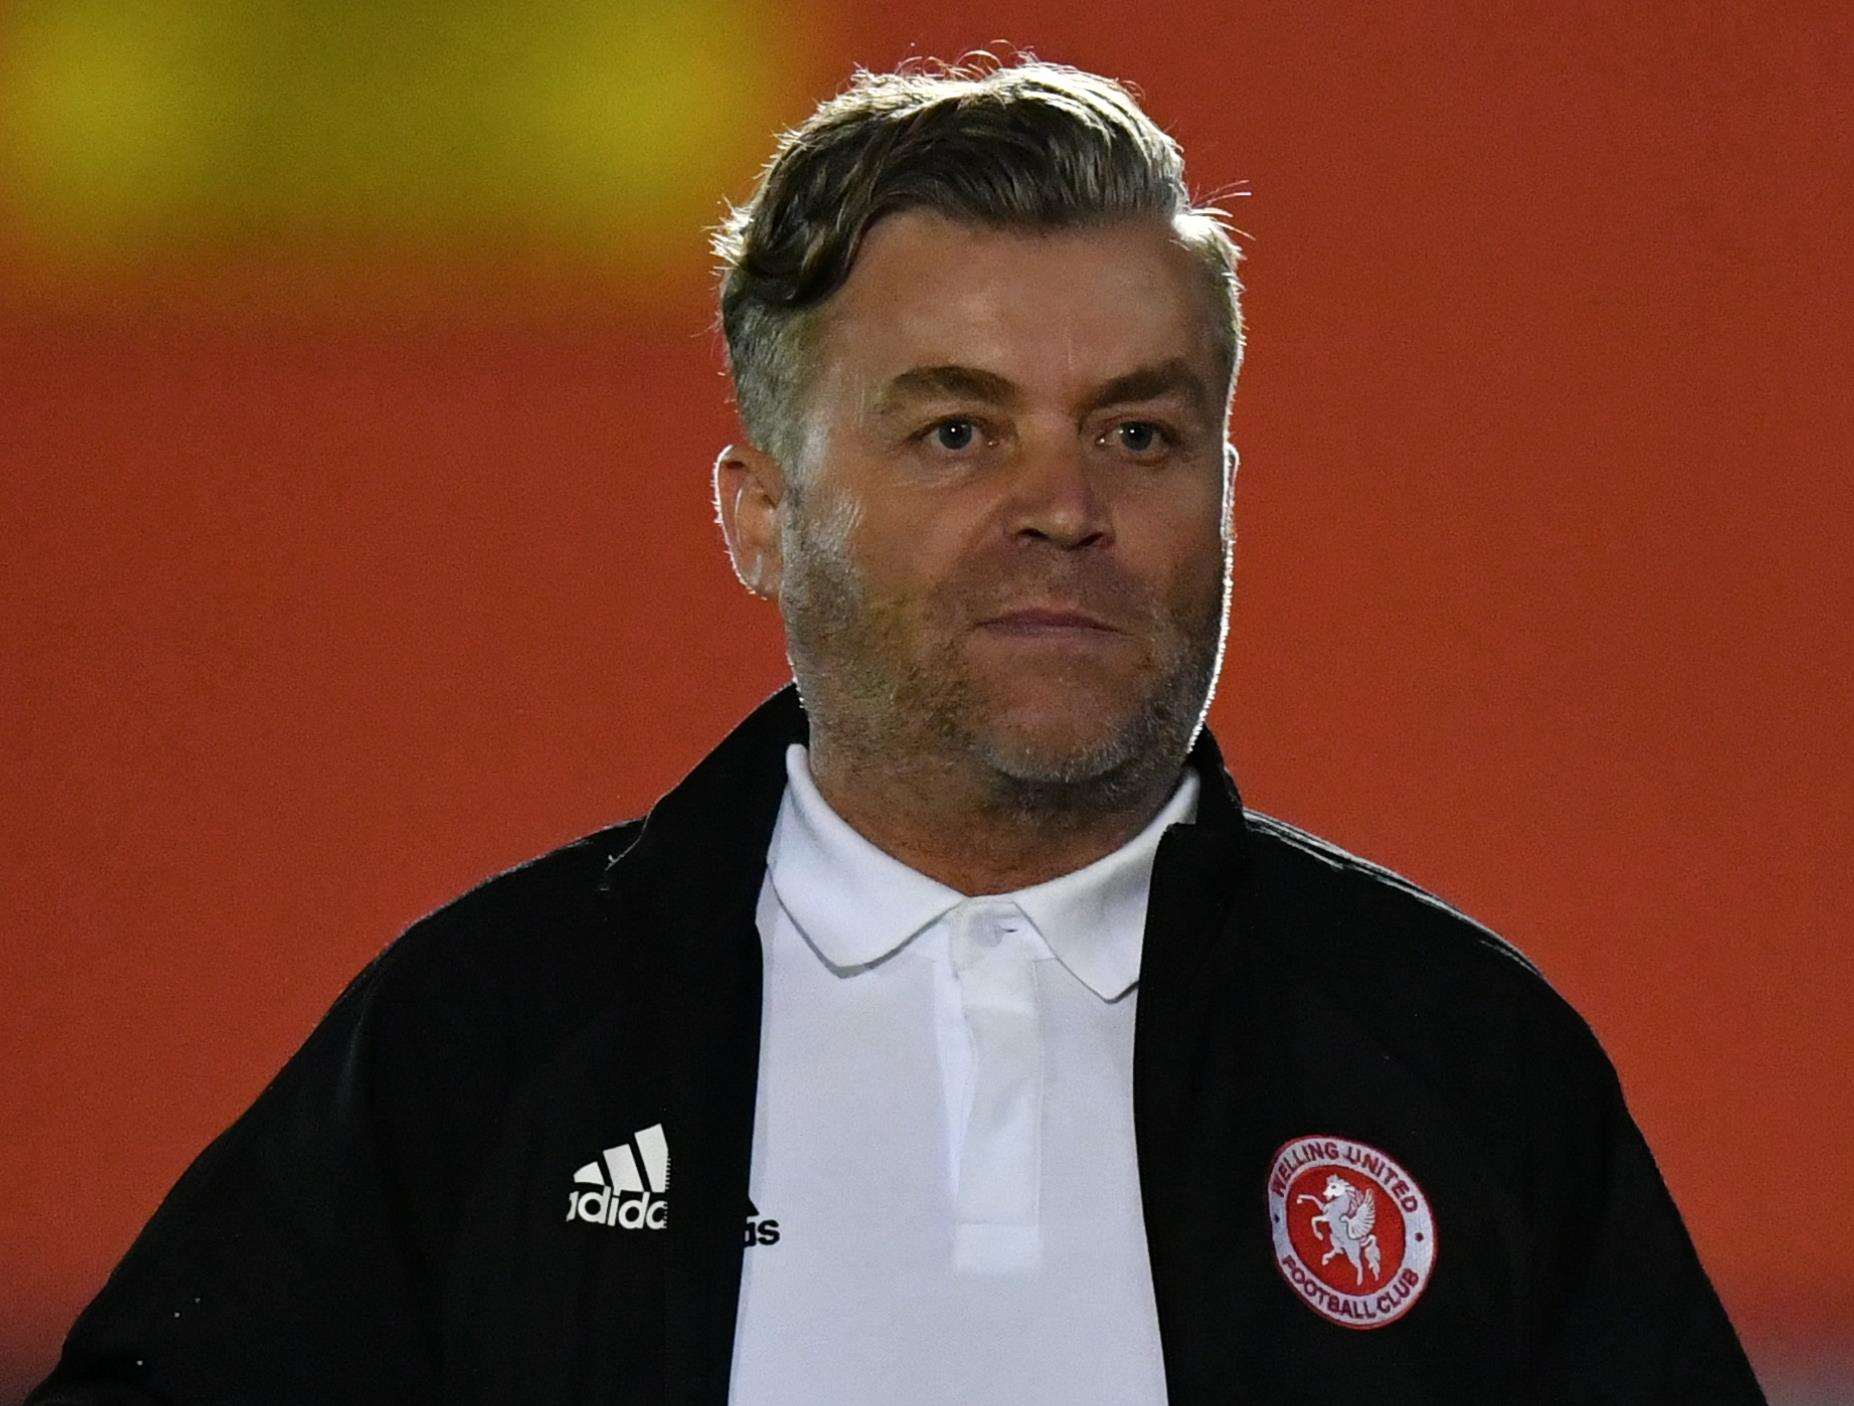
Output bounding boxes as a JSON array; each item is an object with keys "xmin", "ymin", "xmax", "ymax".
[{"xmin": 1267, "ymin": 1133, "xmax": 1436, "ymax": 1330}]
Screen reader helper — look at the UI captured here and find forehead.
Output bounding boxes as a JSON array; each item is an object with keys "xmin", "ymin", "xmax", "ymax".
[{"xmin": 811, "ymin": 210, "xmax": 1222, "ymax": 411}]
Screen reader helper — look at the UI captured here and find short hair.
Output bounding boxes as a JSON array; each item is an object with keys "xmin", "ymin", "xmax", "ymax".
[{"xmin": 708, "ymin": 50, "xmax": 1246, "ymax": 479}]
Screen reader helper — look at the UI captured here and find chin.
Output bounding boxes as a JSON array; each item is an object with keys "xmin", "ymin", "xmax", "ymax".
[{"xmin": 975, "ymin": 704, "xmax": 1146, "ymax": 786}]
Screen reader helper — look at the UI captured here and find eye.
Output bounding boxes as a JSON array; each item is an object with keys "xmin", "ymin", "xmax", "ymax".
[
  {"xmin": 914, "ymin": 417, "xmax": 992, "ymax": 455},
  {"xmin": 1106, "ymin": 421, "xmax": 1176, "ymax": 457},
  {"xmin": 933, "ymin": 419, "xmax": 978, "ymax": 452}
]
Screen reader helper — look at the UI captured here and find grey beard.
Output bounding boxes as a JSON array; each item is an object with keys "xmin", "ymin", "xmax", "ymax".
[{"xmin": 778, "ymin": 486, "xmax": 1230, "ymax": 822}]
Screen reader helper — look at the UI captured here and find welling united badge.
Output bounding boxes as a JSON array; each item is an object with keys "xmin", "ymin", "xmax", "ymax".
[{"xmin": 1267, "ymin": 1133, "xmax": 1437, "ymax": 1329}]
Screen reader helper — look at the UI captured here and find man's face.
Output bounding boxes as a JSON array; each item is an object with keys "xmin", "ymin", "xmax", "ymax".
[{"xmin": 769, "ymin": 209, "xmax": 1234, "ymax": 806}]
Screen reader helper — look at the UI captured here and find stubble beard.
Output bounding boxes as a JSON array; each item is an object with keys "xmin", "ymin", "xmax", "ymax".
[{"xmin": 778, "ymin": 482, "xmax": 1232, "ymax": 822}]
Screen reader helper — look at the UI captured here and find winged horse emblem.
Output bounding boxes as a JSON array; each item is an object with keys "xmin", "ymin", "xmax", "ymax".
[{"xmin": 1297, "ymin": 1174, "xmax": 1384, "ymax": 1286}]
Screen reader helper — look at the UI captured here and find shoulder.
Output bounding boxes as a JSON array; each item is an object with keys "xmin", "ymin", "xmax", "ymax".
[
  {"xmin": 1241, "ymin": 809, "xmax": 1543, "ymax": 979},
  {"xmin": 1237, "ymin": 808, "xmax": 1618, "ymax": 1090},
  {"xmin": 338, "ymin": 817, "xmax": 650, "ymax": 1072},
  {"xmin": 395, "ymin": 817, "xmax": 644, "ymax": 961}
]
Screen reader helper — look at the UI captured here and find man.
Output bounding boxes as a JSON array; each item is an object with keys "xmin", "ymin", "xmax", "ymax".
[{"xmin": 32, "ymin": 54, "xmax": 1763, "ymax": 1404}]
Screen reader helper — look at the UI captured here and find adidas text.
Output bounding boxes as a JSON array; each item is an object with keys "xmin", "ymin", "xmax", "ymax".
[{"xmin": 567, "ymin": 1187, "xmax": 668, "ymax": 1230}]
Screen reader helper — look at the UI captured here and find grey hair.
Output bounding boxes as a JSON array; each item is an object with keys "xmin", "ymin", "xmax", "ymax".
[{"xmin": 708, "ymin": 50, "xmax": 1247, "ymax": 483}]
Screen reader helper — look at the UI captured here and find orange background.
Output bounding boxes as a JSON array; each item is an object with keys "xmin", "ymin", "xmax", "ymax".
[{"xmin": 3, "ymin": 3, "xmax": 1848, "ymax": 1398}]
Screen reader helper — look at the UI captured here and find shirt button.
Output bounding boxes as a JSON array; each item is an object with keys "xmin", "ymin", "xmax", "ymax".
[{"xmin": 976, "ymin": 926, "xmax": 1002, "ymax": 949}]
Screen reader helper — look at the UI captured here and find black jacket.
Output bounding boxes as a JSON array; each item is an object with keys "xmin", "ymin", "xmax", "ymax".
[{"xmin": 31, "ymin": 683, "xmax": 1764, "ymax": 1403}]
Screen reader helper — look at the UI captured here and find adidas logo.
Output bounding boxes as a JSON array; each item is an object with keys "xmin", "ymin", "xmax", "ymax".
[{"xmin": 566, "ymin": 1123, "xmax": 671, "ymax": 1230}]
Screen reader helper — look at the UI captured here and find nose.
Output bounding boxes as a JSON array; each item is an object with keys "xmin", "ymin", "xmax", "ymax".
[{"xmin": 1003, "ymin": 434, "xmax": 1112, "ymax": 551}]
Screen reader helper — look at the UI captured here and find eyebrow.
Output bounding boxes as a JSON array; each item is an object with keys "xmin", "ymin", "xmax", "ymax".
[{"xmin": 868, "ymin": 356, "xmax": 1212, "ymax": 422}]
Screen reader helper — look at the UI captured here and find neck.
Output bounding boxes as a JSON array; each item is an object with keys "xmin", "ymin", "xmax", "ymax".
[{"xmin": 803, "ymin": 727, "xmax": 1188, "ymax": 896}]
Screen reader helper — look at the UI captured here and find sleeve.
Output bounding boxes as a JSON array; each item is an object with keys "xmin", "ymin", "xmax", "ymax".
[
  {"xmin": 1530, "ymin": 1048, "xmax": 1768, "ymax": 1404},
  {"xmin": 26, "ymin": 930, "xmax": 480, "ymax": 1406}
]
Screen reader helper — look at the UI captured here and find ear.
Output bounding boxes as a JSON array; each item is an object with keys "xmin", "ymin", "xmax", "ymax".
[{"xmin": 713, "ymin": 441, "xmax": 788, "ymax": 600}]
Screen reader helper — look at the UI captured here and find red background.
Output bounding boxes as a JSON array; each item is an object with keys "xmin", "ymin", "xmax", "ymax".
[{"xmin": 3, "ymin": 3, "xmax": 1848, "ymax": 1397}]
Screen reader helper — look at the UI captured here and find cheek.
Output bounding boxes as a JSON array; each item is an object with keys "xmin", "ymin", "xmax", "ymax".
[
  {"xmin": 856, "ymin": 516, "xmax": 968, "ymax": 602},
  {"xmin": 1128, "ymin": 510, "xmax": 1225, "ymax": 595}
]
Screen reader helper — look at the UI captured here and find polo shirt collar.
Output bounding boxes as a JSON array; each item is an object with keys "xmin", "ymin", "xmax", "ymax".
[
  {"xmin": 768, "ymin": 742, "xmax": 1201, "ymax": 999},
  {"xmin": 768, "ymin": 745, "xmax": 965, "ymax": 972},
  {"xmin": 1013, "ymin": 768, "xmax": 1199, "ymax": 999}
]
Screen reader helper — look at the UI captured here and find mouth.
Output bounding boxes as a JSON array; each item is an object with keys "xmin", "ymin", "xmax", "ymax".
[{"xmin": 977, "ymin": 608, "xmax": 1125, "ymax": 643}]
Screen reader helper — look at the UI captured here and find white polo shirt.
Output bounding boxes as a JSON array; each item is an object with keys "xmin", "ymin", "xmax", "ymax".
[{"xmin": 729, "ymin": 743, "xmax": 1200, "ymax": 1403}]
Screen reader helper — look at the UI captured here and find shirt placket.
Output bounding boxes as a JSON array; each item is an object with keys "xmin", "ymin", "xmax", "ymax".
[{"xmin": 948, "ymin": 899, "xmax": 1042, "ymax": 1274}]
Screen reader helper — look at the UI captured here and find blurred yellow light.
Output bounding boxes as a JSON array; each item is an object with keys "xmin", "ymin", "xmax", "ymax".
[{"xmin": 0, "ymin": 0, "xmax": 824, "ymax": 299}]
